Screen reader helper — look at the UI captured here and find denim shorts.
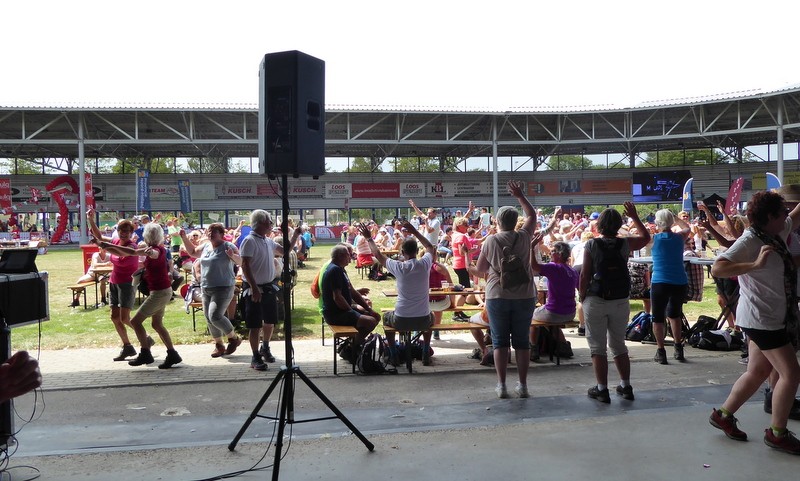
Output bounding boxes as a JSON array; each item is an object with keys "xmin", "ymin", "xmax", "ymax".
[{"xmin": 485, "ymin": 297, "xmax": 535, "ymax": 349}]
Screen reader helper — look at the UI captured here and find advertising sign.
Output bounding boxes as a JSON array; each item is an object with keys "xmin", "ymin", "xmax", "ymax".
[
  {"xmin": 178, "ymin": 180, "xmax": 192, "ymax": 213},
  {"xmin": 325, "ymin": 183, "xmax": 352, "ymax": 199},
  {"xmin": 136, "ymin": 170, "xmax": 150, "ymax": 211}
]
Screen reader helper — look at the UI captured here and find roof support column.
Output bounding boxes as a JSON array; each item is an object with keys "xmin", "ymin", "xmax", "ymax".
[
  {"xmin": 491, "ymin": 117, "xmax": 499, "ymax": 213},
  {"xmin": 78, "ymin": 114, "xmax": 88, "ymax": 245},
  {"xmin": 777, "ymin": 100, "xmax": 784, "ymax": 184}
]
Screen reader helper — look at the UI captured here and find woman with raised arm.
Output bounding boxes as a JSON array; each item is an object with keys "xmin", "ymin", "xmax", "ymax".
[
  {"xmin": 86, "ymin": 208, "xmax": 146, "ymax": 362},
  {"xmin": 469, "ymin": 180, "xmax": 537, "ymax": 399},
  {"xmin": 579, "ymin": 202, "xmax": 650, "ymax": 403},
  {"xmin": 95, "ymin": 223, "xmax": 182, "ymax": 369},
  {"xmin": 709, "ymin": 190, "xmax": 800, "ymax": 454}
]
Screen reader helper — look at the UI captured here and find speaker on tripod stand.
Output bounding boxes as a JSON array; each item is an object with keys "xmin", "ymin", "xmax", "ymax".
[{"xmin": 229, "ymin": 50, "xmax": 373, "ymax": 480}]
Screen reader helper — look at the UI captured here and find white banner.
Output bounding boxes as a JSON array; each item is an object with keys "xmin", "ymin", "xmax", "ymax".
[
  {"xmin": 325, "ymin": 183, "xmax": 352, "ymax": 199},
  {"xmin": 454, "ymin": 182, "xmax": 492, "ymax": 196},
  {"xmin": 105, "ymin": 183, "xmax": 215, "ymax": 201},
  {"xmin": 400, "ymin": 182, "xmax": 425, "ymax": 198},
  {"xmin": 219, "ymin": 184, "xmax": 259, "ymax": 198},
  {"xmin": 427, "ymin": 182, "xmax": 456, "ymax": 198},
  {"xmin": 288, "ymin": 183, "xmax": 321, "ymax": 197}
]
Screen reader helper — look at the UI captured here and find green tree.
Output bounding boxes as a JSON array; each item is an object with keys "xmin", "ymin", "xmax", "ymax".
[
  {"xmin": 0, "ymin": 158, "xmax": 41, "ymax": 174},
  {"xmin": 541, "ymin": 155, "xmax": 602, "ymax": 170},
  {"xmin": 640, "ymin": 149, "xmax": 726, "ymax": 167},
  {"xmin": 348, "ymin": 157, "xmax": 380, "ymax": 172},
  {"xmin": 110, "ymin": 157, "xmax": 176, "ymax": 174}
]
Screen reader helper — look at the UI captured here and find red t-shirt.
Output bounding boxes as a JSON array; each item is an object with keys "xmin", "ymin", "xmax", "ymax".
[
  {"xmin": 144, "ymin": 245, "xmax": 171, "ymax": 291},
  {"xmin": 110, "ymin": 238, "xmax": 139, "ymax": 284}
]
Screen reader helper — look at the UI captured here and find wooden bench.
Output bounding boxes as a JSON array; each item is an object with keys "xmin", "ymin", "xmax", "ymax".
[
  {"xmin": 531, "ymin": 319, "xmax": 579, "ymax": 365},
  {"xmin": 67, "ymin": 281, "xmax": 99, "ymax": 309},
  {"xmin": 327, "ymin": 323, "xmax": 358, "ymax": 375},
  {"xmin": 383, "ymin": 321, "xmax": 488, "ymax": 373}
]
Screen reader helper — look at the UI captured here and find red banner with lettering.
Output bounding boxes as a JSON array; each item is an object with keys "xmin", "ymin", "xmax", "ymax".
[
  {"xmin": 0, "ymin": 178, "xmax": 10, "ymax": 211},
  {"xmin": 84, "ymin": 173, "xmax": 95, "ymax": 210},
  {"xmin": 352, "ymin": 183, "xmax": 400, "ymax": 198}
]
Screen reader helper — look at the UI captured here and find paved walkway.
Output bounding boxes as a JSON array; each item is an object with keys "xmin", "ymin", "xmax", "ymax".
[{"xmin": 37, "ymin": 330, "xmax": 740, "ymax": 391}]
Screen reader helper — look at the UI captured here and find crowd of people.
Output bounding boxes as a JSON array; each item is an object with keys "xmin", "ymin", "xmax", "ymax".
[
  {"xmin": 319, "ymin": 183, "xmax": 800, "ymax": 455},
  {"xmin": 79, "ymin": 209, "xmax": 309, "ymax": 372}
]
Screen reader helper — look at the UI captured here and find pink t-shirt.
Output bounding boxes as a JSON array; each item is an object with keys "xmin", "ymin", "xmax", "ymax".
[
  {"xmin": 110, "ymin": 238, "xmax": 139, "ymax": 284},
  {"xmin": 451, "ymin": 231, "xmax": 468, "ymax": 269}
]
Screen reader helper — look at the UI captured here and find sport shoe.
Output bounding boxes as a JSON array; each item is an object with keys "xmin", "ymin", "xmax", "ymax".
[
  {"xmin": 674, "ymin": 343, "xmax": 686, "ymax": 362},
  {"xmin": 654, "ymin": 348, "xmax": 668, "ymax": 365},
  {"xmin": 113, "ymin": 344, "xmax": 137, "ymax": 361},
  {"xmin": 588, "ymin": 386, "xmax": 611, "ymax": 403},
  {"xmin": 556, "ymin": 340, "xmax": 574, "ymax": 358},
  {"xmin": 250, "ymin": 356, "xmax": 268, "ymax": 371},
  {"xmin": 616, "ymin": 385, "xmax": 635, "ymax": 401},
  {"xmin": 211, "ymin": 342, "xmax": 226, "ymax": 358},
  {"xmin": 764, "ymin": 389, "xmax": 800, "ymax": 420},
  {"xmin": 764, "ymin": 428, "xmax": 800, "ymax": 455},
  {"xmin": 433, "ymin": 330, "xmax": 441, "ymax": 341},
  {"xmin": 530, "ymin": 344, "xmax": 540, "ymax": 362},
  {"xmin": 158, "ymin": 350, "xmax": 182, "ymax": 369},
  {"xmin": 259, "ymin": 344, "xmax": 276, "ymax": 363},
  {"xmin": 495, "ymin": 383, "xmax": 509, "ymax": 399},
  {"xmin": 709, "ymin": 408, "xmax": 747, "ymax": 441},
  {"xmin": 515, "ymin": 383, "xmax": 530, "ymax": 398},
  {"xmin": 128, "ymin": 349, "xmax": 155, "ymax": 366},
  {"xmin": 69, "ymin": 299, "xmax": 81, "ymax": 308},
  {"xmin": 225, "ymin": 337, "xmax": 242, "ymax": 355},
  {"xmin": 577, "ymin": 327, "xmax": 586, "ymax": 336},
  {"xmin": 453, "ymin": 312, "xmax": 470, "ymax": 322}
]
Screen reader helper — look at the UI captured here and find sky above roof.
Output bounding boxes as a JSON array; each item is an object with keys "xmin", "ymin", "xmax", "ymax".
[{"xmin": 3, "ymin": 1, "xmax": 799, "ymax": 110}]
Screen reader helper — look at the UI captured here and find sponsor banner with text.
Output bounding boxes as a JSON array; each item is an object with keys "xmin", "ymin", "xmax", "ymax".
[
  {"xmin": 0, "ymin": 178, "xmax": 10, "ymax": 210},
  {"xmin": 325, "ymin": 183, "xmax": 352, "ymax": 199},
  {"xmin": 352, "ymin": 183, "xmax": 399, "ymax": 198},
  {"xmin": 427, "ymin": 181, "xmax": 455, "ymax": 197},
  {"xmin": 400, "ymin": 182, "xmax": 426, "ymax": 198}
]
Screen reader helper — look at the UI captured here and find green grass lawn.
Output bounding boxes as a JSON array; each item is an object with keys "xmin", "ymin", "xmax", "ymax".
[{"xmin": 10, "ymin": 244, "xmax": 723, "ymax": 350}]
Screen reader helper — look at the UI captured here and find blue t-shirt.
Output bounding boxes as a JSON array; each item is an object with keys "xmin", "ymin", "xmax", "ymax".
[{"xmin": 651, "ymin": 231, "xmax": 688, "ymax": 285}]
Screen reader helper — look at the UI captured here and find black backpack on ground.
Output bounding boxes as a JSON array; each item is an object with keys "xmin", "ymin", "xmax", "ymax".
[
  {"xmin": 589, "ymin": 238, "xmax": 630, "ymax": 300},
  {"xmin": 356, "ymin": 334, "xmax": 396, "ymax": 374}
]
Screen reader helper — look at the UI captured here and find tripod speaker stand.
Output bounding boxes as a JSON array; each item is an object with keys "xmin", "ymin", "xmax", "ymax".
[{"xmin": 228, "ymin": 174, "xmax": 374, "ymax": 480}]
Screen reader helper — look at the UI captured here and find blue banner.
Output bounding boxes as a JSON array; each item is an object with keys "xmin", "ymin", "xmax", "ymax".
[
  {"xmin": 136, "ymin": 169, "xmax": 151, "ymax": 212},
  {"xmin": 178, "ymin": 180, "xmax": 192, "ymax": 213},
  {"xmin": 681, "ymin": 177, "xmax": 694, "ymax": 211},
  {"xmin": 766, "ymin": 172, "xmax": 782, "ymax": 190}
]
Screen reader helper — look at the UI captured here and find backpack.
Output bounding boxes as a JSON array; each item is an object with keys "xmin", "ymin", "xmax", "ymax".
[
  {"xmin": 356, "ymin": 334, "xmax": 395, "ymax": 374},
  {"xmin": 499, "ymin": 233, "xmax": 531, "ymax": 289},
  {"xmin": 589, "ymin": 238, "xmax": 630, "ymax": 300},
  {"xmin": 686, "ymin": 315, "xmax": 718, "ymax": 346},
  {"xmin": 625, "ymin": 311, "xmax": 653, "ymax": 342},
  {"xmin": 692, "ymin": 329, "xmax": 745, "ymax": 351}
]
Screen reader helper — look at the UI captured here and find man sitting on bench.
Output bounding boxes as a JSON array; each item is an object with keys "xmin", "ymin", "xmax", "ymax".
[
  {"xmin": 71, "ymin": 246, "xmax": 112, "ymax": 307},
  {"xmin": 321, "ymin": 245, "xmax": 381, "ymax": 359},
  {"xmin": 359, "ymin": 220, "xmax": 437, "ymax": 366}
]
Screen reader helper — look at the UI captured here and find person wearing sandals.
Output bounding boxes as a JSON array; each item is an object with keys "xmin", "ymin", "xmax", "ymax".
[
  {"xmin": 469, "ymin": 180, "xmax": 537, "ymax": 399},
  {"xmin": 179, "ymin": 223, "xmax": 242, "ymax": 359},
  {"xmin": 709, "ymin": 190, "xmax": 800, "ymax": 455},
  {"xmin": 579, "ymin": 203, "xmax": 650, "ymax": 403},
  {"xmin": 95, "ymin": 223, "xmax": 182, "ymax": 369}
]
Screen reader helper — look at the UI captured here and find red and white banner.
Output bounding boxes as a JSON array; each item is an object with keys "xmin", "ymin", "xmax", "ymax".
[
  {"xmin": 352, "ymin": 183, "xmax": 399, "ymax": 199},
  {"xmin": 0, "ymin": 178, "xmax": 11, "ymax": 211},
  {"xmin": 726, "ymin": 177, "xmax": 744, "ymax": 215},
  {"xmin": 84, "ymin": 173, "xmax": 95, "ymax": 210}
]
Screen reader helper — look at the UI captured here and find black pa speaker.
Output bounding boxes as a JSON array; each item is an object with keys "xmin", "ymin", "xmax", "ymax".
[{"xmin": 259, "ymin": 50, "xmax": 325, "ymax": 177}]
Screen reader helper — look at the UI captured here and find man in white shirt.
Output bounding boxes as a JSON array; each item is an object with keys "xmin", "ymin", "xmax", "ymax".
[
  {"xmin": 408, "ymin": 199, "xmax": 441, "ymax": 247},
  {"xmin": 359, "ymin": 220, "xmax": 437, "ymax": 366}
]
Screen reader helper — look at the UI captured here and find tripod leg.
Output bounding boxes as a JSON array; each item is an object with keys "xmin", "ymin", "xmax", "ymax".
[
  {"xmin": 228, "ymin": 369, "xmax": 286, "ymax": 451},
  {"xmin": 271, "ymin": 370, "xmax": 293, "ymax": 481},
  {"xmin": 294, "ymin": 368, "xmax": 374, "ymax": 451}
]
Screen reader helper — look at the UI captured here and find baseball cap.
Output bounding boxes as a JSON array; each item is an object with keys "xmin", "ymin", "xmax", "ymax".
[{"xmin": 590, "ymin": 212, "xmax": 600, "ymax": 220}]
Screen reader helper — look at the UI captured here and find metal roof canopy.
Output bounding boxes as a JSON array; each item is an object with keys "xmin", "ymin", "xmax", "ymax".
[{"xmin": 1, "ymin": 86, "xmax": 799, "ymax": 167}]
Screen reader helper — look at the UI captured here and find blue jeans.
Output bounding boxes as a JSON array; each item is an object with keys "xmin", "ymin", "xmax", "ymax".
[{"xmin": 486, "ymin": 297, "xmax": 535, "ymax": 349}]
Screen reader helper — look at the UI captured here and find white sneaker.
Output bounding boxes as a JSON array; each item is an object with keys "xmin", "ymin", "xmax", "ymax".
[
  {"xmin": 495, "ymin": 383, "xmax": 509, "ymax": 399},
  {"xmin": 515, "ymin": 382, "xmax": 530, "ymax": 398}
]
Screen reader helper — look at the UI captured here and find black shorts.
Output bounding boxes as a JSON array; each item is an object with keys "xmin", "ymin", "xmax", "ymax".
[
  {"xmin": 650, "ymin": 283, "xmax": 687, "ymax": 323},
  {"xmin": 715, "ymin": 277, "xmax": 739, "ymax": 300},
  {"xmin": 244, "ymin": 283, "xmax": 278, "ymax": 328},
  {"xmin": 740, "ymin": 327, "xmax": 791, "ymax": 351},
  {"xmin": 454, "ymin": 268, "xmax": 471, "ymax": 288},
  {"xmin": 324, "ymin": 309, "xmax": 361, "ymax": 327}
]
